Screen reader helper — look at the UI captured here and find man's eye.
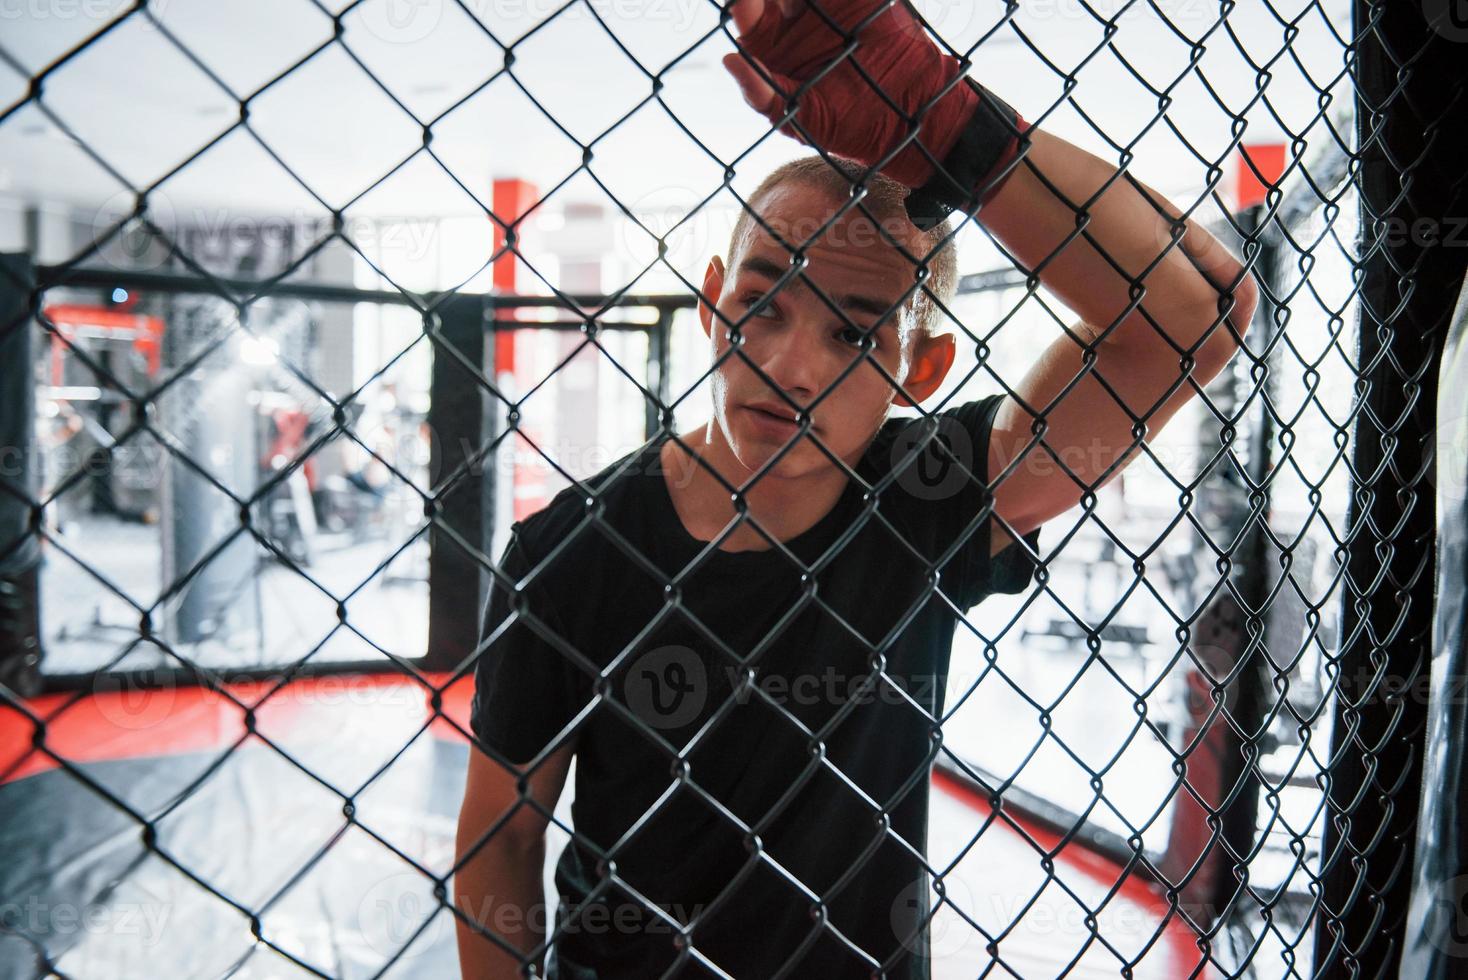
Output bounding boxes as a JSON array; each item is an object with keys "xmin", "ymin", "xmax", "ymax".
[
  {"xmin": 836, "ymin": 325, "xmax": 873, "ymax": 347},
  {"xmin": 740, "ymin": 294, "xmax": 778, "ymax": 318}
]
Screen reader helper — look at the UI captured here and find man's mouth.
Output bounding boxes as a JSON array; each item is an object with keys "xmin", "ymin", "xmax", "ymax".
[
  {"xmin": 746, "ymin": 400, "xmax": 801, "ymax": 420},
  {"xmin": 744, "ymin": 403, "xmax": 809, "ymax": 433}
]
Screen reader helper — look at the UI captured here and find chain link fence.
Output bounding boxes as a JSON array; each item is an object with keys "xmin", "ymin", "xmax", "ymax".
[{"xmin": 2, "ymin": 0, "xmax": 1465, "ymax": 977}]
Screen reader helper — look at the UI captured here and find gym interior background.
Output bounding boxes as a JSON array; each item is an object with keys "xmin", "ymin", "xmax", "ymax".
[{"xmin": 1, "ymin": 0, "xmax": 1466, "ymax": 977}]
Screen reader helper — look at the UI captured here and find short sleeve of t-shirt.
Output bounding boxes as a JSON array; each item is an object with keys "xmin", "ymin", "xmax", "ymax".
[
  {"xmin": 882, "ymin": 392, "xmax": 1043, "ymax": 611},
  {"xmin": 468, "ymin": 525, "xmax": 586, "ymax": 766}
]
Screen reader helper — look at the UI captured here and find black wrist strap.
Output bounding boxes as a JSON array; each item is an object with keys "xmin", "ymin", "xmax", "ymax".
[{"xmin": 905, "ymin": 78, "xmax": 1022, "ymax": 231}]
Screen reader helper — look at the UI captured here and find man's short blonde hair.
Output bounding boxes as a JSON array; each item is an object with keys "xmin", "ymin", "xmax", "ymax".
[{"xmin": 724, "ymin": 155, "xmax": 959, "ymax": 344}]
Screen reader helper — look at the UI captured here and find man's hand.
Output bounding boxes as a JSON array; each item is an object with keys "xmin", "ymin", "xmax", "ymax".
[{"xmin": 721, "ymin": 0, "xmax": 986, "ymax": 188}]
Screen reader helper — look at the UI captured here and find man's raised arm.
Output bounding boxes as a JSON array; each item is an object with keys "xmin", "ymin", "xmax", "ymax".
[
  {"xmin": 720, "ymin": 0, "xmax": 1259, "ymax": 546},
  {"xmin": 720, "ymin": 0, "xmax": 1256, "ymax": 366}
]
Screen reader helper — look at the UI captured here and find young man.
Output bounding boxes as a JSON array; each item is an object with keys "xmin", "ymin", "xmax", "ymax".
[{"xmin": 455, "ymin": 1, "xmax": 1258, "ymax": 977}]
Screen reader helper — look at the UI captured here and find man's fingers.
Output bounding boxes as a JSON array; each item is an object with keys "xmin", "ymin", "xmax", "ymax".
[
  {"xmin": 725, "ymin": 0, "xmax": 767, "ymax": 37},
  {"xmin": 727, "ymin": 0, "xmax": 807, "ymax": 38},
  {"xmin": 722, "ymin": 51, "xmax": 826, "ymax": 149},
  {"xmin": 722, "ymin": 51, "xmax": 784, "ymax": 115}
]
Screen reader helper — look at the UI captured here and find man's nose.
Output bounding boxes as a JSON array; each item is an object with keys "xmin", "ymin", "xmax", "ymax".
[{"xmin": 753, "ymin": 320, "xmax": 829, "ymax": 410}]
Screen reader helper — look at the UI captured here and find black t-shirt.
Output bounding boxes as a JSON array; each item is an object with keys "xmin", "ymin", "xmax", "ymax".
[{"xmin": 469, "ymin": 392, "xmax": 1043, "ymax": 979}]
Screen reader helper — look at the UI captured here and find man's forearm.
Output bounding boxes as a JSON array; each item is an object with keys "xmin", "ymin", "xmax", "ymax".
[
  {"xmin": 455, "ymin": 834, "xmax": 549, "ymax": 980},
  {"xmin": 909, "ymin": 87, "xmax": 1256, "ymax": 365},
  {"xmin": 974, "ymin": 124, "xmax": 1254, "ymax": 363}
]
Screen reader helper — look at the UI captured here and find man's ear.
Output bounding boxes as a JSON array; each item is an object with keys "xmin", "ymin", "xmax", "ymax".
[
  {"xmin": 892, "ymin": 331, "xmax": 956, "ymax": 408},
  {"xmin": 698, "ymin": 255, "xmax": 726, "ymax": 340}
]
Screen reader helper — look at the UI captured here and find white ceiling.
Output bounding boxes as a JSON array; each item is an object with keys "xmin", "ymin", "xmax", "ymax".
[{"xmin": 1, "ymin": 0, "xmax": 1354, "ymax": 229}]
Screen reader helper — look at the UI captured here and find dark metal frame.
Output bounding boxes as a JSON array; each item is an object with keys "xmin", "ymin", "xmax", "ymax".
[
  {"xmin": 1, "ymin": 259, "xmax": 695, "ymax": 691},
  {"xmin": 1313, "ymin": 4, "xmax": 1468, "ymax": 977}
]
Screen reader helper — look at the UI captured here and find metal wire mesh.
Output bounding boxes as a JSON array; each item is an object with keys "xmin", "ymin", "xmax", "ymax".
[{"xmin": 0, "ymin": 0, "xmax": 1462, "ymax": 977}]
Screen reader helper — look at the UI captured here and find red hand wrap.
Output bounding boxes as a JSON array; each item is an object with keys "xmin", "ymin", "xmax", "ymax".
[{"xmin": 732, "ymin": 0, "xmax": 1021, "ymax": 195}]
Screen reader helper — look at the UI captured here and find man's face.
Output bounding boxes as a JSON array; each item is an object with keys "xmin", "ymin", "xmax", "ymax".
[{"xmin": 698, "ymin": 182, "xmax": 953, "ymax": 481}]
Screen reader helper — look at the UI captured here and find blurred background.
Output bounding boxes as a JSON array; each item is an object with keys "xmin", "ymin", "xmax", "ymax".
[{"xmin": 0, "ymin": 0, "xmax": 1381, "ymax": 975}]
